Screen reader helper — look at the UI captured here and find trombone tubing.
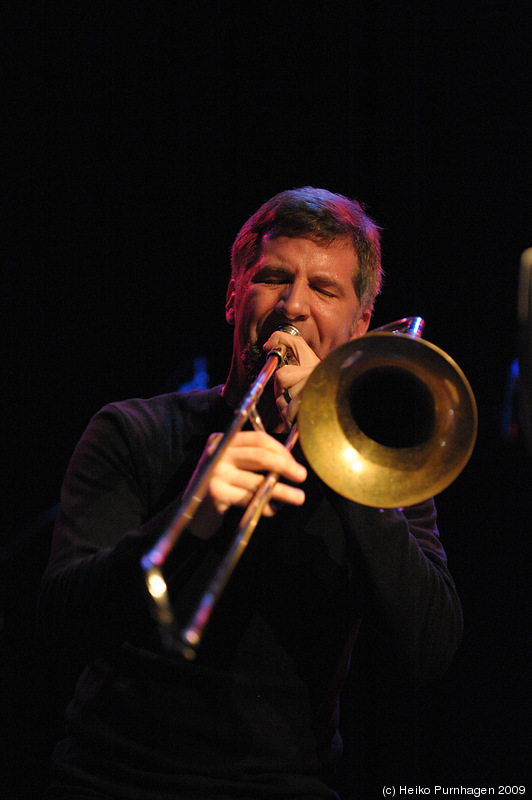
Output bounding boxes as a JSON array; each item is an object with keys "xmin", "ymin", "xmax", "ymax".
[
  {"xmin": 179, "ymin": 423, "xmax": 300, "ymax": 658},
  {"xmin": 141, "ymin": 341, "xmax": 291, "ymax": 572}
]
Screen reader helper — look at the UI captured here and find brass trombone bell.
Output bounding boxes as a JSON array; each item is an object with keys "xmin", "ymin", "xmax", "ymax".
[{"xmin": 298, "ymin": 330, "xmax": 478, "ymax": 508}]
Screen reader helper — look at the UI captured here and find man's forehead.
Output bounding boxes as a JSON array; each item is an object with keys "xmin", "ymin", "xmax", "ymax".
[
  {"xmin": 233, "ymin": 233, "xmax": 359, "ymax": 291},
  {"xmin": 256, "ymin": 232, "xmax": 358, "ymax": 264}
]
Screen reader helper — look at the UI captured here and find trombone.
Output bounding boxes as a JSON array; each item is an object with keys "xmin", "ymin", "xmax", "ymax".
[{"xmin": 141, "ymin": 317, "xmax": 477, "ymax": 659}]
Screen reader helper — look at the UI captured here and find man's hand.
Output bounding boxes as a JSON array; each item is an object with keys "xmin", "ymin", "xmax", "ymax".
[
  {"xmin": 186, "ymin": 430, "xmax": 307, "ymax": 540},
  {"xmin": 263, "ymin": 330, "xmax": 321, "ymax": 430}
]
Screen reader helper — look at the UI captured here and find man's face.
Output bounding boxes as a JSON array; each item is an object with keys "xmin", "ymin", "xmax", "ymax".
[{"xmin": 226, "ymin": 235, "xmax": 371, "ymax": 380}]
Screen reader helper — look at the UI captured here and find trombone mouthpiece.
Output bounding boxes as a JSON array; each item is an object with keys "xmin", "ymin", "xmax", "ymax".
[
  {"xmin": 279, "ymin": 324, "xmax": 301, "ymax": 337},
  {"xmin": 267, "ymin": 325, "xmax": 301, "ymax": 365}
]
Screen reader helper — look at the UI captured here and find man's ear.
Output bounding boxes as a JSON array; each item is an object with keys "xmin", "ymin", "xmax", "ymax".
[
  {"xmin": 349, "ymin": 309, "xmax": 371, "ymax": 340},
  {"xmin": 225, "ymin": 278, "xmax": 236, "ymax": 326}
]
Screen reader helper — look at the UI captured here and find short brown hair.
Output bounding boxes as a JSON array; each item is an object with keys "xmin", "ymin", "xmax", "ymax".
[{"xmin": 231, "ymin": 187, "xmax": 383, "ymax": 314}]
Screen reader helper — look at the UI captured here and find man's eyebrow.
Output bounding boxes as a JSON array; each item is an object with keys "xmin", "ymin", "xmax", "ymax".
[
  {"xmin": 252, "ymin": 264, "xmax": 347, "ymax": 293},
  {"xmin": 311, "ymin": 272, "xmax": 342, "ymax": 286},
  {"xmin": 310, "ymin": 273, "xmax": 347, "ymax": 293},
  {"xmin": 251, "ymin": 263, "xmax": 293, "ymax": 277}
]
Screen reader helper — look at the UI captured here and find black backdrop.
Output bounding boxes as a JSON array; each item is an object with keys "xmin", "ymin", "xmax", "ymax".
[{"xmin": 3, "ymin": 2, "xmax": 531, "ymax": 797}]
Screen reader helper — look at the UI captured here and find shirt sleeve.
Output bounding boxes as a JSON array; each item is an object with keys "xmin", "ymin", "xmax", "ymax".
[
  {"xmin": 37, "ymin": 399, "xmax": 204, "ymax": 659},
  {"xmin": 332, "ymin": 495, "xmax": 463, "ymax": 684}
]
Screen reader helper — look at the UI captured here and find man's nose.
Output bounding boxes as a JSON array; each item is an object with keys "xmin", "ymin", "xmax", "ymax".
[{"xmin": 276, "ymin": 282, "xmax": 309, "ymax": 319}]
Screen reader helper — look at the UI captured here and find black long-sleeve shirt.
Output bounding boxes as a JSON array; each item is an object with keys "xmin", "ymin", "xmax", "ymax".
[{"xmin": 39, "ymin": 386, "xmax": 462, "ymax": 799}]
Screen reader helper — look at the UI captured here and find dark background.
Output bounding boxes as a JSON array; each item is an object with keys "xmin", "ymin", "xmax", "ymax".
[{"xmin": 3, "ymin": 1, "xmax": 531, "ymax": 797}]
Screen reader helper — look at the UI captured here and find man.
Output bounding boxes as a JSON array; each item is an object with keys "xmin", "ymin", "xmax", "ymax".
[{"xmin": 39, "ymin": 187, "xmax": 462, "ymax": 799}]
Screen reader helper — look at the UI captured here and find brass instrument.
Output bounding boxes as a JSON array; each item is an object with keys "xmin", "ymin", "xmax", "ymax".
[
  {"xmin": 141, "ymin": 317, "xmax": 477, "ymax": 659},
  {"xmin": 298, "ymin": 317, "xmax": 477, "ymax": 508}
]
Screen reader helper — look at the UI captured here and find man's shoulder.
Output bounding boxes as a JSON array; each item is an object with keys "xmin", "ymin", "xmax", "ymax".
[{"xmin": 94, "ymin": 386, "xmax": 227, "ymax": 441}]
